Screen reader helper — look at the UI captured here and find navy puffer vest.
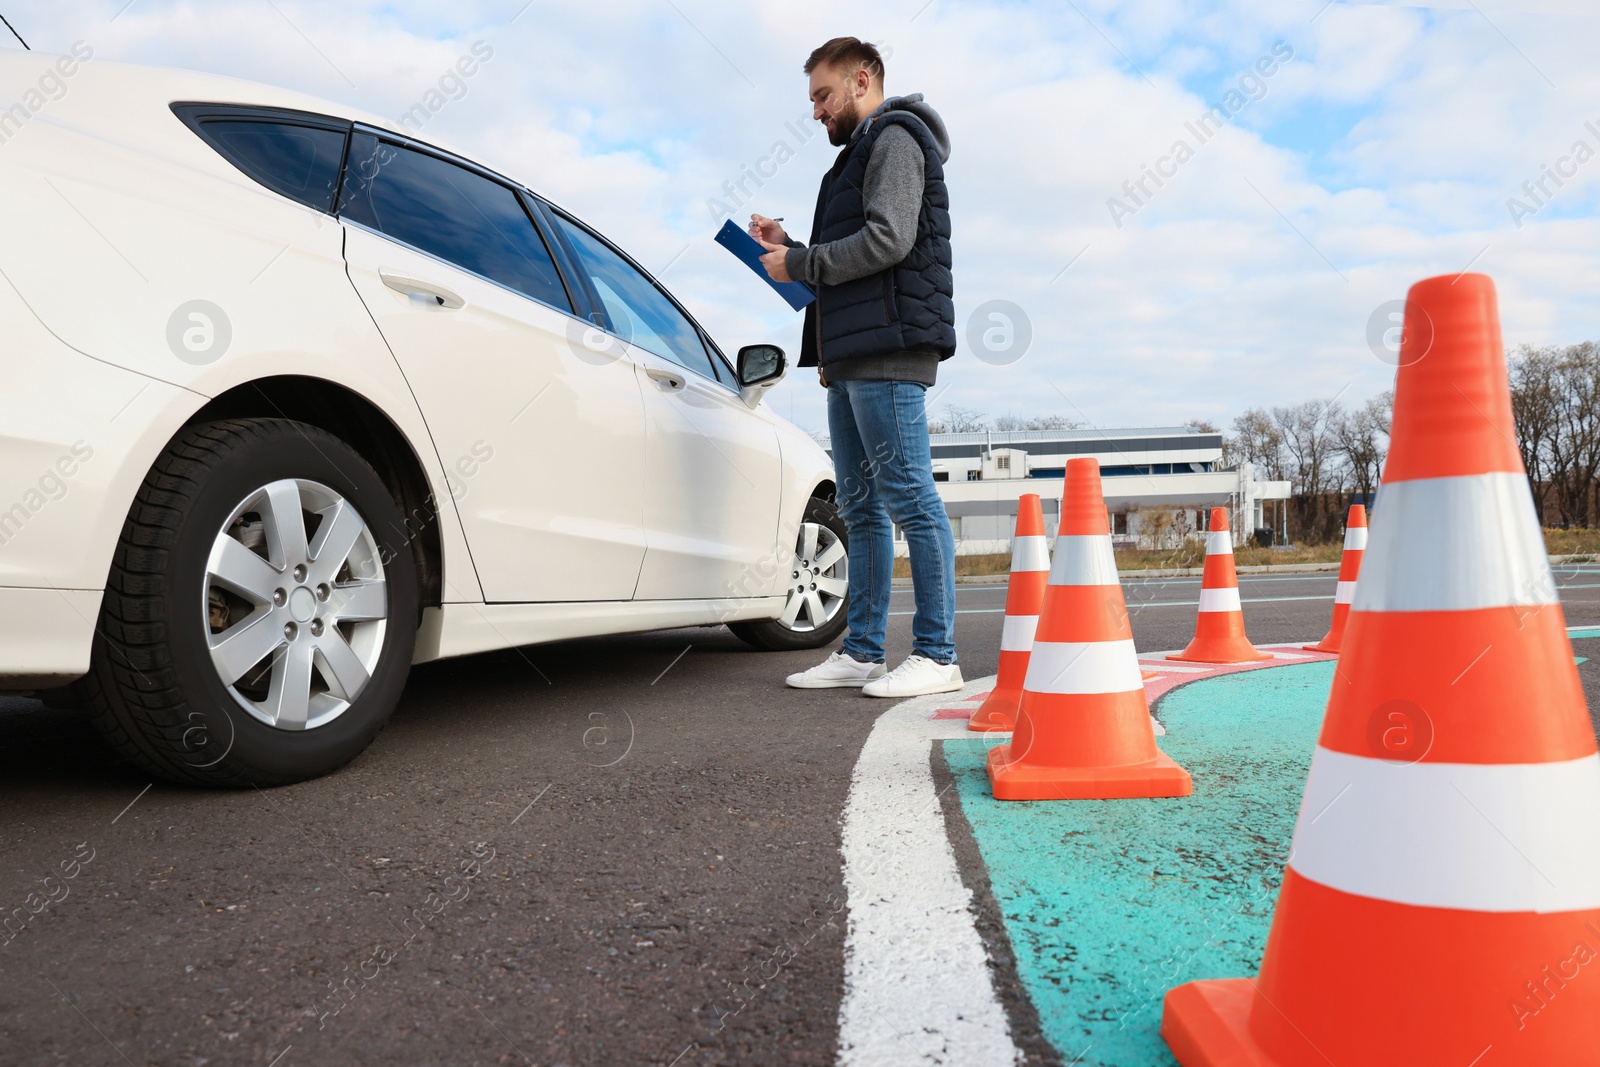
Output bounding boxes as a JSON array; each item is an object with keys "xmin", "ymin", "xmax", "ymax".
[{"xmin": 798, "ymin": 112, "xmax": 955, "ymax": 369}]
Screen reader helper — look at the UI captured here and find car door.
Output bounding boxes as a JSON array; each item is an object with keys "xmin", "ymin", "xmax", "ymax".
[
  {"xmin": 337, "ymin": 131, "xmax": 648, "ymax": 602},
  {"xmin": 545, "ymin": 210, "xmax": 783, "ymax": 601}
]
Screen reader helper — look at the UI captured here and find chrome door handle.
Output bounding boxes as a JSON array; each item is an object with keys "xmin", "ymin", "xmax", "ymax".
[
  {"xmin": 379, "ymin": 269, "xmax": 465, "ymax": 309},
  {"xmin": 645, "ymin": 366, "xmax": 686, "ymax": 391}
]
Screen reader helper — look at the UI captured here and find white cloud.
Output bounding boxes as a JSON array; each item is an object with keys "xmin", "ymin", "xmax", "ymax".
[{"xmin": 1, "ymin": 0, "xmax": 1596, "ymax": 437}]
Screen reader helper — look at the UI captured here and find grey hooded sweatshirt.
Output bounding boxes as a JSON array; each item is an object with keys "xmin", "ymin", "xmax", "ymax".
[{"xmin": 782, "ymin": 94, "xmax": 952, "ymax": 385}]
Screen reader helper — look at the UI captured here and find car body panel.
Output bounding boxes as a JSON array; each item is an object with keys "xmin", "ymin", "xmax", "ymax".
[
  {"xmin": 0, "ymin": 53, "xmax": 487, "ymax": 615},
  {"xmin": 0, "ymin": 51, "xmax": 837, "ymax": 689},
  {"xmin": 631, "ymin": 347, "xmax": 785, "ymax": 600},
  {"xmin": 412, "ymin": 595, "xmax": 786, "ymax": 664},
  {"xmin": 342, "ymin": 223, "xmax": 651, "ymax": 603},
  {"xmin": 0, "ymin": 264, "xmax": 194, "ymax": 588}
]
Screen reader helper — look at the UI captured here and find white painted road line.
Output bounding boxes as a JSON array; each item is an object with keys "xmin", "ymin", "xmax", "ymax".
[
  {"xmin": 890, "ymin": 593, "xmax": 1338, "ymax": 617},
  {"xmin": 837, "ymin": 676, "xmax": 1021, "ymax": 1067}
]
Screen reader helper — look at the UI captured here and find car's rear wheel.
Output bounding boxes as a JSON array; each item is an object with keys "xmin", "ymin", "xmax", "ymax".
[
  {"xmin": 82, "ymin": 418, "xmax": 419, "ymax": 787},
  {"xmin": 729, "ymin": 495, "xmax": 850, "ymax": 652}
]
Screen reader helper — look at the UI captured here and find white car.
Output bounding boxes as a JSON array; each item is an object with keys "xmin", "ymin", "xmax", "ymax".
[{"xmin": 0, "ymin": 49, "xmax": 848, "ymax": 786}]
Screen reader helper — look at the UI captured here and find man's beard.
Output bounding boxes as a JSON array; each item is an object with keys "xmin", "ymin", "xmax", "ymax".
[{"xmin": 826, "ymin": 97, "xmax": 862, "ymax": 146}]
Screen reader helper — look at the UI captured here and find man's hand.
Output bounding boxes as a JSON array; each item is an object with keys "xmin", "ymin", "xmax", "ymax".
[
  {"xmin": 755, "ymin": 237, "xmax": 792, "ymax": 283},
  {"xmin": 748, "ymin": 213, "xmax": 788, "ymax": 246}
]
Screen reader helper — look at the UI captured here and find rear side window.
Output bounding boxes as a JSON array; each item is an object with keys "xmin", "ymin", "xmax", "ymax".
[
  {"xmin": 173, "ymin": 105, "xmax": 348, "ymax": 214},
  {"xmin": 337, "ymin": 133, "xmax": 572, "ymax": 313}
]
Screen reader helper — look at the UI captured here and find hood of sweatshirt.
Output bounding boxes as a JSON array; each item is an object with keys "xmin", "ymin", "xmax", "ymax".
[{"xmin": 851, "ymin": 93, "xmax": 950, "ymax": 163}]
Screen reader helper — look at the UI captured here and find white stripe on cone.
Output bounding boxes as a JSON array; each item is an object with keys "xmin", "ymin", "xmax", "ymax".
[
  {"xmin": 1197, "ymin": 587, "xmax": 1242, "ymax": 613},
  {"xmin": 1010, "ymin": 534, "xmax": 1050, "ymax": 573},
  {"xmin": 1353, "ymin": 473, "xmax": 1554, "ymax": 613},
  {"xmin": 1344, "ymin": 526, "xmax": 1368, "ymax": 551},
  {"xmin": 1334, "ymin": 581, "xmax": 1356, "ymax": 605},
  {"xmin": 1023, "ymin": 640, "xmax": 1143, "ymax": 695},
  {"xmin": 1000, "ymin": 614, "xmax": 1039, "ymax": 653},
  {"xmin": 1048, "ymin": 536, "xmax": 1119, "ymax": 587},
  {"xmin": 1206, "ymin": 531, "xmax": 1232, "ymax": 555},
  {"xmin": 1288, "ymin": 747, "xmax": 1600, "ymax": 913}
]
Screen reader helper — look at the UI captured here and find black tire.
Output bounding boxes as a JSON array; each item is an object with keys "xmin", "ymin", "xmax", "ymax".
[
  {"xmin": 729, "ymin": 495, "xmax": 850, "ymax": 652},
  {"xmin": 82, "ymin": 418, "xmax": 419, "ymax": 788}
]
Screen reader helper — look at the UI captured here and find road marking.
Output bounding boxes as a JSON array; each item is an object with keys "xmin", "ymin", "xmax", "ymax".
[
  {"xmin": 837, "ymin": 676, "xmax": 1020, "ymax": 1066},
  {"xmin": 891, "ymin": 594, "xmax": 1337, "ymax": 617},
  {"xmin": 1139, "ymin": 662, "xmax": 1210, "ymax": 674}
]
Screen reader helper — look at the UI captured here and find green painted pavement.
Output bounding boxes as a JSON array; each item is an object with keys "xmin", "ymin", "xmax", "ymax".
[{"xmin": 943, "ymin": 661, "xmax": 1336, "ymax": 1067}]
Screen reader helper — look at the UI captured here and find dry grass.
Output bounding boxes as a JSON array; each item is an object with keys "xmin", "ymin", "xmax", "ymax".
[
  {"xmin": 892, "ymin": 553, "xmax": 1012, "ymax": 578},
  {"xmin": 889, "ymin": 528, "xmax": 1600, "ymax": 577},
  {"xmin": 1545, "ymin": 528, "xmax": 1600, "ymax": 557}
]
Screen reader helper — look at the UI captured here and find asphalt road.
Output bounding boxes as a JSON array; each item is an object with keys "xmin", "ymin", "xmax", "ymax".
[{"xmin": 4, "ymin": 569, "xmax": 1600, "ymax": 1067}]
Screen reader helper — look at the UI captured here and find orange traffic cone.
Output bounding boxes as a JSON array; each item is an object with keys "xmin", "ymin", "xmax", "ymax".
[
  {"xmin": 1303, "ymin": 504, "xmax": 1367, "ymax": 653},
  {"xmin": 1162, "ymin": 273, "xmax": 1600, "ymax": 1065},
  {"xmin": 986, "ymin": 458, "xmax": 1191, "ymax": 800},
  {"xmin": 1169, "ymin": 507, "xmax": 1269, "ymax": 664},
  {"xmin": 969, "ymin": 494, "xmax": 1050, "ymax": 733}
]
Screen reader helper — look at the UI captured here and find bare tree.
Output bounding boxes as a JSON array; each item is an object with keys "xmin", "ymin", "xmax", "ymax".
[
  {"xmin": 1553, "ymin": 343, "xmax": 1600, "ymax": 527},
  {"xmin": 1511, "ymin": 344, "xmax": 1561, "ymax": 521},
  {"xmin": 1273, "ymin": 399, "xmax": 1345, "ymax": 542},
  {"xmin": 1026, "ymin": 414, "xmax": 1083, "ymax": 430},
  {"xmin": 991, "ymin": 412, "xmax": 1081, "ymax": 431},
  {"xmin": 938, "ymin": 405, "xmax": 989, "ymax": 433},
  {"xmin": 1334, "ymin": 392, "xmax": 1392, "ymax": 502},
  {"xmin": 1231, "ymin": 408, "xmax": 1287, "ymax": 481},
  {"xmin": 1137, "ymin": 506, "xmax": 1176, "ymax": 550}
]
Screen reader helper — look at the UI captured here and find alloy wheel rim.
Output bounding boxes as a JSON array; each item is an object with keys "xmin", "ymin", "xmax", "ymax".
[
  {"xmin": 202, "ymin": 478, "xmax": 389, "ymax": 731},
  {"xmin": 777, "ymin": 521, "xmax": 847, "ymax": 632}
]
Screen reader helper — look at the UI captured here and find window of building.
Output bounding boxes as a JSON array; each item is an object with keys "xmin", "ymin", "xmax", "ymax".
[{"xmin": 337, "ymin": 134, "xmax": 573, "ymax": 311}]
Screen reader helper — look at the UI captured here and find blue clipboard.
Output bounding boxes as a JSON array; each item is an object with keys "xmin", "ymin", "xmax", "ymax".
[{"xmin": 715, "ymin": 219, "xmax": 816, "ymax": 311}]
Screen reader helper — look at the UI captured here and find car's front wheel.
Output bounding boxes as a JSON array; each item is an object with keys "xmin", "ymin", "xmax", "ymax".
[
  {"xmin": 83, "ymin": 418, "xmax": 419, "ymax": 787},
  {"xmin": 729, "ymin": 495, "xmax": 850, "ymax": 652}
]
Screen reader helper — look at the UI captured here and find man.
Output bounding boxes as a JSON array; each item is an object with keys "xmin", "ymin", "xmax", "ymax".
[{"xmin": 750, "ymin": 37, "xmax": 960, "ymax": 698}]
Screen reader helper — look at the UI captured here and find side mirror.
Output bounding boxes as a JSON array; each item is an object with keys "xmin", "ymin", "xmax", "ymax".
[
  {"xmin": 736, "ymin": 344, "xmax": 787, "ymax": 409},
  {"xmin": 737, "ymin": 344, "xmax": 786, "ymax": 388}
]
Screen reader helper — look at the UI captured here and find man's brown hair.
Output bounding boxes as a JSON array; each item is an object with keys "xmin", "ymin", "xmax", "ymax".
[{"xmin": 804, "ymin": 37, "xmax": 884, "ymax": 86}]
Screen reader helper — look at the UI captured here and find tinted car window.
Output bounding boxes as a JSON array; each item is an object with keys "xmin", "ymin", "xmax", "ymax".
[
  {"xmin": 187, "ymin": 119, "xmax": 347, "ymax": 213},
  {"xmin": 550, "ymin": 213, "xmax": 718, "ymax": 381},
  {"xmin": 338, "ymin": 134, "xmax": 571, "ymax": 312}
]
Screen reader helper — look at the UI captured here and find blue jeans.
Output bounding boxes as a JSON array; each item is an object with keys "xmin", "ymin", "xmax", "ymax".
[{"xmin": 826, "ymin": 379, "xmax": 957, "ymax": 665}]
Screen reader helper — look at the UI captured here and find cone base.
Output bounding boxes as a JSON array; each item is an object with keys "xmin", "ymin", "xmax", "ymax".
[
  {"xmin": 967, "ymin": 688, "xmax": 1020, "ymax": 733},
  {"xmin": 986, "ymin": 744, "xmax": 1192, "ymax": 801},
  {"xmin": 1168, "ymin": 637, "xmax": 1271, "ymax": 664},
  {"xmin": 1161, "ymin": 979, "xmax": 1291, "ymax": 1067},
  {"xmin": 1301, "ymin": 634, "xmax": 1339, "ymax": 653}
]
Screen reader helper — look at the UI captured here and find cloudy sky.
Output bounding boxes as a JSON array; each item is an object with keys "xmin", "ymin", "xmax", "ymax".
[{"xmin": 3, "ymin": 0, "xmax": 1597, "ymax": 437}]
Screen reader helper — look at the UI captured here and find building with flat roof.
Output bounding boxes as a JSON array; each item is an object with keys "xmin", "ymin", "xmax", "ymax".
[{"xmin": 829, "ymin": 426, "xmax": 1292, "ymax": 554}]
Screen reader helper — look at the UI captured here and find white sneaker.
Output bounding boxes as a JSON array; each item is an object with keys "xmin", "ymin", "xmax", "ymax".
[
  {"xmin": 862, "ymin": 654, "xmax": 964, "ymax": 698},
  {"xmin": 786, "ymin": 651, "xmax": 887, "ymax": 689}
]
